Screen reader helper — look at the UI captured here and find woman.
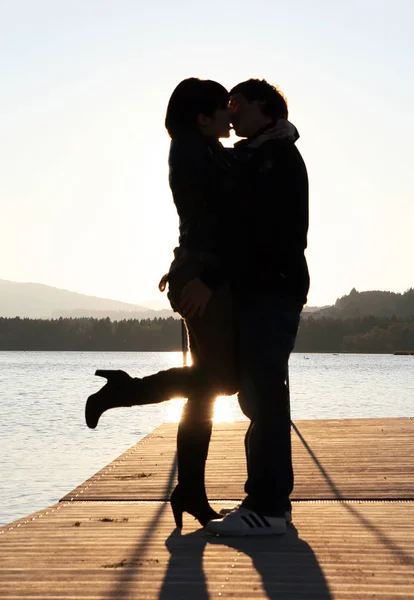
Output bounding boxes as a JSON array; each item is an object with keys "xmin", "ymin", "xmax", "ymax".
[
  {"xmin": 86, "ymin": 78, "xmax": 241, "ymax": 528},
  {"xmin": 85, "ymin": 78, "xmax": 295, "ymax": 527}
]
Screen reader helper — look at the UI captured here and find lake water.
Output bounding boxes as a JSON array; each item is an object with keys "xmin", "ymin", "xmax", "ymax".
[{"xmin": 1, "ymin": 351, "xmax": 413, "ymax": 526}]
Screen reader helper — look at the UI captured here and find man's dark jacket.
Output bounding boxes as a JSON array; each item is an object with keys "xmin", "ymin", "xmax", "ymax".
[{"xmin": 225, "ymin": 136, "xmax": 310, "ymax": 305}]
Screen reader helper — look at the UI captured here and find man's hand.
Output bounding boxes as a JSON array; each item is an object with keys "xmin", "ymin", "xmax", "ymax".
[
  {"xmin": 179, "ymin": 278, "xmax": 212, "ymax": 319},
  {"xmin": 248, "ymin": 119, "xmax": 299, "ymax": 148}
]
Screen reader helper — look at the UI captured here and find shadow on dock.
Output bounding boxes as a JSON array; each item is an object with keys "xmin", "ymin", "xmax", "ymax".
[
  {"xmin": 159, "ymin": 525, "xmax": 332, "ymax": 599},
  {"xmin": 292, "ymin": 422, "xmax": 414, "ymax": 567},
  {"xmin": 106, "ymin": 446, "xmax": 332, "ymax": 599},
  {"xmin": 105, "ymin": 421, "xmax": 413, "ymax": 598},
  {"xmin": 106, "ymin": 454, "xmax": 178, "ymax": 599}
]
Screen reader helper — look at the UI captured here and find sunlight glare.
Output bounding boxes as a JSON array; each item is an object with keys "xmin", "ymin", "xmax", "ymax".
[
  {"xmin": 166, "ymin": 398, "xmax": 185, "ymax": 423},
  {"xmin": 213, "ymin": 395, "xmax": 236, "ymax": 422},
  {"xmin": 165, "ymin": 395, "xmax": 237, "ymax": 423}
]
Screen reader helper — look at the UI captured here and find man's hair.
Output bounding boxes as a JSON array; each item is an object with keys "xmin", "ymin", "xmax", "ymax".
[
  {"xmin": 230, "ymin": 79, "xmax": 288, "ymax": 120},
  {"xmin": 165, "ymin": 78, "xmax": 229, "ymax": 139}
]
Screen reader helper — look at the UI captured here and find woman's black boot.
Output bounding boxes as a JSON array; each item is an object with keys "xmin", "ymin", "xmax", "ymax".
[
  {"xmin": 170, "ymin": 484, "xmax": 220, "ymax": 528},
  {"xmin": 171, "ymin": 405, "xmax": 220, "ymax": 527},
  {"xmin": 85, "ymin": 366, "xmax": 208, "ymax": 429},
  {"xmin": 85, "ymin": 370, "xmax": 136, "ymax": 429}
]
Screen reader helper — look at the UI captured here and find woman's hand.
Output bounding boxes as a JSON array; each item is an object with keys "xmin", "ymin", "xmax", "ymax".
[
  {"xmin": 179, "ymin": 278, "xmax": 212, "ymax": 319},
  {"xmin": 248, "ymin": 119, "xmax": 299, "ymax": 148},
  {"xmin": 158, "ymin": 273, "xmax": 169, "ymax": 292}
]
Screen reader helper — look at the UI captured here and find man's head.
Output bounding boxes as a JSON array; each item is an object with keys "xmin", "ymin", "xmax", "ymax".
[
  {"xmin": 165, "ymin": 78, "xmax": 231, "ymax": 139},
  {"xmin": 229, "ymin": 79, "xmax": 288, "ymax": 138}
]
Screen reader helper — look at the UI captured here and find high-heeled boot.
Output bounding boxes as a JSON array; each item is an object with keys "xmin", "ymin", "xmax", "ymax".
[
  {"xmin": 85, "ymin": 366, "xmax": 208, "ymax": 429},
  {"xmin": 170, "ymin": 411, "xmax": 221, "ymax": 527},
  {"xmin": 85, "ymin": 370, "xmax": 134, "ymax": 429},
  {"xmin": 170, "ymin": 484, "xmax": 220, "ymax": 527}
]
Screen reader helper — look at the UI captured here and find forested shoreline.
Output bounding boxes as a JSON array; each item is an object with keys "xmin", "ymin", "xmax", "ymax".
[{"xmin": 1, "ymin": 316, "xmax": 413, "ymax": 353}]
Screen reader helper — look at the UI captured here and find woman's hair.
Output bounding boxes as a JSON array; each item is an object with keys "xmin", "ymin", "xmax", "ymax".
[{"xmin": 165, "ymin": 78, "xmax": 229, "ymax": 139}]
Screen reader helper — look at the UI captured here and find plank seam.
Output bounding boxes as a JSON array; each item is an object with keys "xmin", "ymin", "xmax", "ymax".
[
  {"xmin": 60, "ymin": 496, "xmax": 414, "ymax": 503},
  {"xmin": 53, "ymin": 499, "xmax": 414, "ymax": 505}
]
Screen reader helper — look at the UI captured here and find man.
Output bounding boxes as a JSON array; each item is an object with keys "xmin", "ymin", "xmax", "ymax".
[{"xmin": 206, "ymin": 79, "xmax": 309, "ymax": 536}]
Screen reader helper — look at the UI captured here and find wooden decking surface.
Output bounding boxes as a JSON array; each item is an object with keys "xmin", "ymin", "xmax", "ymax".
[
  {"xmin": 1, "ymin": 418, "xmax": 414, "ymax": 599},
  {"xmin": 62, "ymin": 418, "xmax": 414, "ymax": 502}
]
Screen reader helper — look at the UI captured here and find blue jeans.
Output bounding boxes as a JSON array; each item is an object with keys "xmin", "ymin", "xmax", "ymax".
[{"xmin": 237, "ymin": 294, "xmax": 302, "ymax": 515}]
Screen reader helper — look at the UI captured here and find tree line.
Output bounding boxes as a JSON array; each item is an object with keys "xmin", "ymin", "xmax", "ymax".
[
  {"xmin": 295, "ymin": 316, "xmax": 414, "ymax": 353},
  {"xmin": 1, "ymin": 315, "xmax": 413, "ymax": 353},
  {"xmin": 323, "ymin": 287, "xmax": 414, "ymax": 319}
]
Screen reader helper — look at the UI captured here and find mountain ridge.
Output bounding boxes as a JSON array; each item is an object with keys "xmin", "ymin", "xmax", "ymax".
[
  {"xmin": 0, "ymin": 279, "xmax": 175, "ymax": 320},
  {"xmin": 2, "ymin": 279, "xmax": 413, "ymax": 321}
]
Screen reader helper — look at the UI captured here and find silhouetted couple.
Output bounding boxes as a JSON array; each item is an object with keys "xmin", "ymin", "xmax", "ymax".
[{"xmin": 85, "ymin": 77, "xmax": 309, "ymax": 536}]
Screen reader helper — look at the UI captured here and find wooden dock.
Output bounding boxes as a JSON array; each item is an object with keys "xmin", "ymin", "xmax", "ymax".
[{"xmin": 1, "ymin": 418, "xmax": 414, "ymax": 599}]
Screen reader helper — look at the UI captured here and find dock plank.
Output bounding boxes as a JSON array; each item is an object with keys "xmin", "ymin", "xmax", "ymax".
[
  {"xmin": 1, "ymin": 501, "xmax": 413, "ymax": 599},
  {"xmin": 61, "ymin": 418, "xmax": 414, "ymax": 502}
]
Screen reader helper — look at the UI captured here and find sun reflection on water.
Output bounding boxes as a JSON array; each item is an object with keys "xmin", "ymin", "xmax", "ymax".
[{"xmin": 165, "ymin": 395, "xmax": 238, "ymax": 423}]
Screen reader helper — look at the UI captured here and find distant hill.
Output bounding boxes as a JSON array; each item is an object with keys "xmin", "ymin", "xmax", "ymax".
[
  {"xmin": 302, "ymin": 305, "xmax": 329, "ymax": 314},
  {"xmin": 2, "ymin": 278, "xmax": 413, "ymax": 322},
  {"xmin": 308, "ymin": 288, "xmax": 414, "ymax": 319},
  {"xmin": 0, "ymin": 279, "xmax": 176, "ymax": 320}
]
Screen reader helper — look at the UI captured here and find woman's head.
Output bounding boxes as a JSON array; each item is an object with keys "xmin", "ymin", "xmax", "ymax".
[{"xmin": 165, "ymin": 78, "xmax": 231, "ymax": 140}]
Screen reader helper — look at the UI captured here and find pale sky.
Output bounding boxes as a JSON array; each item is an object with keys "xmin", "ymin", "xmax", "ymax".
[{"xmin": 1, "ymin": 0, "xmax": 413, "ymax": 308}]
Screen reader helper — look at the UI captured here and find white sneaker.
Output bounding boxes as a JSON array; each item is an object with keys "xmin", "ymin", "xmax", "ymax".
[
  {"xmin": 219, "ymin": 504, "xmax": 292, "ymax": 523},
  {"xmin": 206, "ymin": 507, "xmax": 287, "ymax": 536},
  {"xmin": 219, "ymin": 503, "xmax": 241, "ymax": 516}
]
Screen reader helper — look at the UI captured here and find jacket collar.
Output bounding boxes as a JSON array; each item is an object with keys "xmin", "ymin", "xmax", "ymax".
[{"xmin": 233, "ymin": 121, "xmax": 275, "ymax": 149}]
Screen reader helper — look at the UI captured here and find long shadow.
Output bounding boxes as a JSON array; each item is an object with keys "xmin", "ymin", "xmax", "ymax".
[
  {"xmin": 159, "ymin": 524, "xmax": 332, "ymax": 599},
  {"xmin": 292, "ymin": 421, "xmax": 413, "ymax": 566},
  {"xmin": 108, "ymin": 454, "xmax": 178, "ymax": 598},
  {"xmin": 158, "ymin": 528, "xmax": 209, "ymax": 600}
]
